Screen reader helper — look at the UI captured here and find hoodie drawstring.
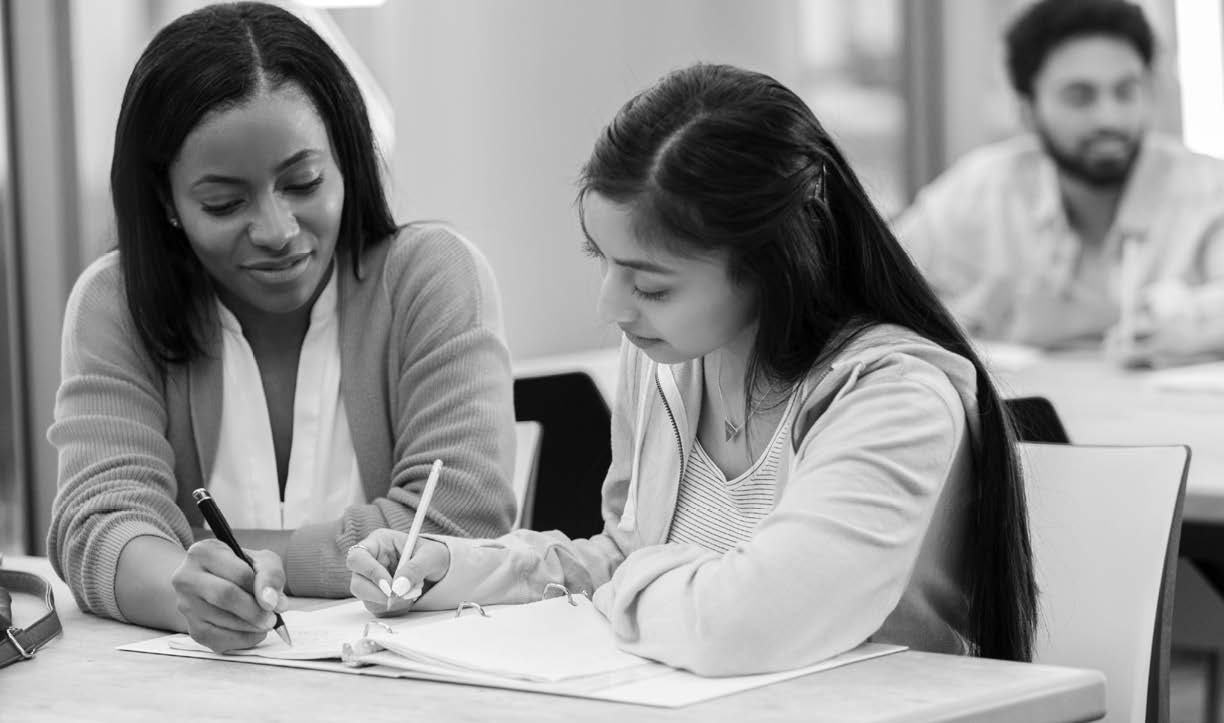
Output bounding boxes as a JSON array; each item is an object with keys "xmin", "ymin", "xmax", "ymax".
[{"xmin": 618, "ymin": 361, "xmax": 654, "ymax": 532}]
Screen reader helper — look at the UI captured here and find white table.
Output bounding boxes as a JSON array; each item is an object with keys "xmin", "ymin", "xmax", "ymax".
[
  {"xmin": 992, "ymin": 352, "xmax": 1224, "ymax": 523},
  {"xmin": 0, "ymin": 556, "xmax": 1104, "ymax": 722}
]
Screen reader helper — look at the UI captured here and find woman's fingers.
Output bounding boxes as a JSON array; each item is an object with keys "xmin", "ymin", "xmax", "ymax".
[
  {"xmin": 346, "ymin": 540, "xmax": 395, "ymax": 599},
  {"xmin": 180, "ymin": 594, "xmax": 276, "ymax": 635},
  {"xmin": 184, "ymin": 616, "xmax": 271, "ymax": 654},
  {"xmin": 390, "ymin": 538, "xmax": 451, "ymax": 601},
  {"xmin": 351, "ymin": 574, "xmax": 414, "ymax": 617},
  {"xmin": 248, "ymin": 549, "xmax": 287, "ymax": 612},
  {"xmin": 173, "ymin": 539, "xmax": 281, "ymax": 650},
  {"xmin": 195, "ymin": 576, "xmax": 274, "ymax": 624},
  {"xmin": 350, "ymin": 568, "xmax": 390, "ymax": 608}
]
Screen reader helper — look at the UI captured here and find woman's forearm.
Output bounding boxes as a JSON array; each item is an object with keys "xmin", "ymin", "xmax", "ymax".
[{"xmin": 114, "ymin": 535, "xmax": 190, "ymax": 632}]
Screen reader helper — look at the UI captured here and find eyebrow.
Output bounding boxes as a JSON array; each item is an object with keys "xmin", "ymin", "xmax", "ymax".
[
  {"xmin": 190, "ymin": 149, "xmax": 322, "ymax": 188},
  {"xmin": 1061, "ymin": 71, "xmax": 1142, "ymax": 90},
  {"xmin": 583, "ymin": 234, "xmax": 676, "ymax": 275}
]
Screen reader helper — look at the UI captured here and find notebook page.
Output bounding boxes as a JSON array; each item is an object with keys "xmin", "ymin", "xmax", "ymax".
[
  {"xmin": 166, "ymin": 600, "xmax": 453, "ymax": 660},
  {"xmin": 368, "ymin": 595, "xmax": 651, "ymax": 682}
]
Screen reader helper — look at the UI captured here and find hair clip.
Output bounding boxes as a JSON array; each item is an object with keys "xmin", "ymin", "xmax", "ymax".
[{"xmin": 812, "ymin": 162, "xmax": 829, "ymax": 205}]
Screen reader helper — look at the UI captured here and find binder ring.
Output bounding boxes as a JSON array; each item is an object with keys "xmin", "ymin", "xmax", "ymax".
[
  {"xmin": 542, "ymin": 583, "xmax": 588, "ymax": 606},
  {"xmin": 455, "ymin": 601, "xmax": 489, "ymax": 618},
  {"xmin": 363, "ymin": 621, "xmax": 395, "ymax": 637}
]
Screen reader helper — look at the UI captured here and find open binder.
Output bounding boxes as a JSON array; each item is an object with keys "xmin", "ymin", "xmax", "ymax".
[
  {"xmin": 346, "ymin": 584, "xmax": 651, "ymax": 683},
  {"xmin": 119, "ymin": 584, "xmax": 905, "ymax": 707}
]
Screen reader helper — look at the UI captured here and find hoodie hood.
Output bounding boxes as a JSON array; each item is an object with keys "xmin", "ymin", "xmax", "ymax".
[
  {"xmin": 617, "ymin": 323, "xmax": 982, "ymax": 534},
  {"xmin": 794, "ymin": 324, "xmax": 982, "ymax": 449}
]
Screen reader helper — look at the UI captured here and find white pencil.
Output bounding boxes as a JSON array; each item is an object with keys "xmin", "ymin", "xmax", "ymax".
[{"xmin": 390, "ymin": 459, "xmax": 443, "ymax": 605}]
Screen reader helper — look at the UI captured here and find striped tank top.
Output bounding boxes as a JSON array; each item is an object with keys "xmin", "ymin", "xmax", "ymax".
[{"xmin": 666, "ymin": 394, "xmax": 796, "ymax": 554}]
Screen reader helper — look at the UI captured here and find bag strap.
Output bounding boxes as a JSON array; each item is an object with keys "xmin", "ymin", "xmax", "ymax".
[{"xmin": 0, "ymin": 554, "xmax": 62, "ymax": 669}]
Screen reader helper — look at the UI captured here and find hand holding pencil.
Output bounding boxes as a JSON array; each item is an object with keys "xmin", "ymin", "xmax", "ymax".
[{"xmin": 346, "ymin": 459, "xmax": 453, "ymax": 617}]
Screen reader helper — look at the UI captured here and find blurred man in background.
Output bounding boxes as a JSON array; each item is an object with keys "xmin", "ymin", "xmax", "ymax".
[{"xmin": 896, "ymin": 0, "xmax": 1224, "ymax": 366}]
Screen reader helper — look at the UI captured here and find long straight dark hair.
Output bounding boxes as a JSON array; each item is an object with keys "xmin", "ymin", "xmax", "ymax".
[
  {"xmin": 578, "ymin": 63, "xmax": 1037, "ymax": 662},
  {"xmin": 111, "ymin": 1, "xmax": 397, "ymax": 365}
]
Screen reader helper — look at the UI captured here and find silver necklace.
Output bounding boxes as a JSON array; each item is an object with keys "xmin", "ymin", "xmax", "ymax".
[{"xmin": 714, "ymin": 358, "xmax": 757, "ymax": 442}]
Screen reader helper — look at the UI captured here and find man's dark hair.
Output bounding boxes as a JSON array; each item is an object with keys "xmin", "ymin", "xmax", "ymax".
[{"xmin": 1005, "ymin": 0, "xmax": 1154, "ymax": 97}]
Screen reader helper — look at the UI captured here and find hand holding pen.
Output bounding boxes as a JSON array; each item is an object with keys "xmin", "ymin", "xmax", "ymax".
[
  {"xmin": 346, "ymin": 459, "xmax": 452, "ymax": 617},
  {"xmin": 176, "ymin": 489, "xmax": 292, "ymax": 651}
]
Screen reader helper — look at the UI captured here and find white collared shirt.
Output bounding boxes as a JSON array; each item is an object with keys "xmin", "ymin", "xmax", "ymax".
[
  {"xmin": 207, "ymin": 266, "xmax": 364, "ymax": 529},
  {"xmin": 895, "ymin": 133, "xmax": 1224, "ymax": 347}
]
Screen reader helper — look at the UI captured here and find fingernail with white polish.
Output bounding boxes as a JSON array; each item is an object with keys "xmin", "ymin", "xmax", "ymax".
[
  {"xmin": 378, "ymin": 579, "xmax": 393, "ymax": 597},
  {"xmin": 391, "ymin": 577, "xmax": 411, "ymax": 597},
  {"xmin": 260, "ymin": 587, "xmax": 279, "ymax": 611}
]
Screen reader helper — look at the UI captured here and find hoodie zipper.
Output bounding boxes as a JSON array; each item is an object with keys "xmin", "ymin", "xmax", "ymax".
[{"xmin": 655, "ymin": 374, "xmax": 684, "ymax": 471}]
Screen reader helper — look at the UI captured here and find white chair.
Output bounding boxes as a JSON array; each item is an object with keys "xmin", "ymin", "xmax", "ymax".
[
  {"xmin": 1022, "ymin": 442, "xmax": 1189, "ymax": 723},
  {"xmin": 512, "ymin": 421, "xmax": 543, "ymax": 530}
]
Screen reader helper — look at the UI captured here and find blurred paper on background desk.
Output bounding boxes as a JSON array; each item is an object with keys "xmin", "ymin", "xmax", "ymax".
[
  {"xmin": 975, "ymin": 340, "xmax": 1044, "ymax": 372},
  {"xmin": 1145, "ymin": 361, "xmax": 1224, "ymax": 394}
]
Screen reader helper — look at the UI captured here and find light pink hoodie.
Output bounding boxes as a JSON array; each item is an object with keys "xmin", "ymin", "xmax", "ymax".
[{"xmin": 419, "ymin": 324, "xmax": 980, "ymax": 675}]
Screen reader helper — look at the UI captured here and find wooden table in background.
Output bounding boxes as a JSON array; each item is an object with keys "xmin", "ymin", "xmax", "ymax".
[{"xmin": 1, "ymin": 556, "xmax": 1104, "ymax": 722}]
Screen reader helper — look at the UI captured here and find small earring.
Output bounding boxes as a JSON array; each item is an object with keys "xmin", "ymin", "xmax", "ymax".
[{"xmin": 168, "ymin": 216, "xmax": 181, "ymax": 228}]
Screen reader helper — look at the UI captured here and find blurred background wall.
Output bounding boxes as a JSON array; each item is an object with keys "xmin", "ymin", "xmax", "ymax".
[{"xmin": 0, "ymin": 0, "xmax": 1201, "ymax": 553}]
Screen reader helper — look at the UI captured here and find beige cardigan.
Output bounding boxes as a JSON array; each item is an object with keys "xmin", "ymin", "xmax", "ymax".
[{"xmin": 48, "ymin": 224, "xmax": 517, "ymax": 620}]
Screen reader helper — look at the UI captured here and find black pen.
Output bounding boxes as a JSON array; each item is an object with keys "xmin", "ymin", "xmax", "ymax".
[{"xmin": 191, "ymin": 488, "xmax": 293, "ymax": 646}]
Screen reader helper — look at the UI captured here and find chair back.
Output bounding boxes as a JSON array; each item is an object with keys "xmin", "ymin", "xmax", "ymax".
[
  {"xmin": 1022, "ymin": 442, "xmax": 1189, "ymax": 723},
  {"xmin": 1006, "ymin": 396, "xmax": 1071, "ymax": 443},
  {"xmin": 513, "ymin": 372, "xmax": 611, "ymax": 536},
  {"xmin": 512, "ymin": 421, "xmax": 543, "ymax": 529}
]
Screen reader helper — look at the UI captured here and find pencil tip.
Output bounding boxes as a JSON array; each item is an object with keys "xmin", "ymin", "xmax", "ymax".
[{"xmin": 277, "ymin": 625, "xmax": 293, "ymax": 647}]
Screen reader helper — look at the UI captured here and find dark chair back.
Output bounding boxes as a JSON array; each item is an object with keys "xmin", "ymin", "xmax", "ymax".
[
  {"xmin": 1004, "ymin": 396, "xmax": 1071, "ymax": 444},
  {"xmin": 513, "ymin": 372, "xmax": 611, "ymax": 538}
]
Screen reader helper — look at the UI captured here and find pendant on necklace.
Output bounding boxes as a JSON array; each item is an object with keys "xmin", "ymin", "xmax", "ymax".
[{"xmin": 724, "ymin": 419, "xmax": 743, "ymax": 442}]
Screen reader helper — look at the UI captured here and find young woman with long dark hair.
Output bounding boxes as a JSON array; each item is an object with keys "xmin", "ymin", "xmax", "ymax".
[{"xmin": 348, "ymin": 63, "xmax": 1037, "ymax": 673}]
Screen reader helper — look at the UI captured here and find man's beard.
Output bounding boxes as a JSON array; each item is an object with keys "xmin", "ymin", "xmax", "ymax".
[{"xmin": 1035, "ymin": 124, "xmax": 1142, "ymax": 190}]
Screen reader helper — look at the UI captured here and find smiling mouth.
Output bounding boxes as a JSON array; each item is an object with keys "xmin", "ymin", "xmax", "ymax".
[{"xmin": 243, "ymin": 252, "xmax": 311, "ymax": 272}]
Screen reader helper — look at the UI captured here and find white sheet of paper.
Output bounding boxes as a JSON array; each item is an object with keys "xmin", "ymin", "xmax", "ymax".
[{"xmin": 165, "ymin": 600, "xmax": 453, "ymax": 660}]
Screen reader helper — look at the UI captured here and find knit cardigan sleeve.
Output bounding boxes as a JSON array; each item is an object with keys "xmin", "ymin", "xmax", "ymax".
[
  {"xmin": 283, "ymin": 226, "xmax": 518, "ymax": 596},
  {"xmin": 46, "ymin": 254, "xmax": 192, "ymax": 621}
]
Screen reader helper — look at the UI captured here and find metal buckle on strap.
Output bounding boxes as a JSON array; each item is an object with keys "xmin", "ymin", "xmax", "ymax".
[{"xmin": 6, "ymin": 626, "xmax": 34, "ymax": 659}]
